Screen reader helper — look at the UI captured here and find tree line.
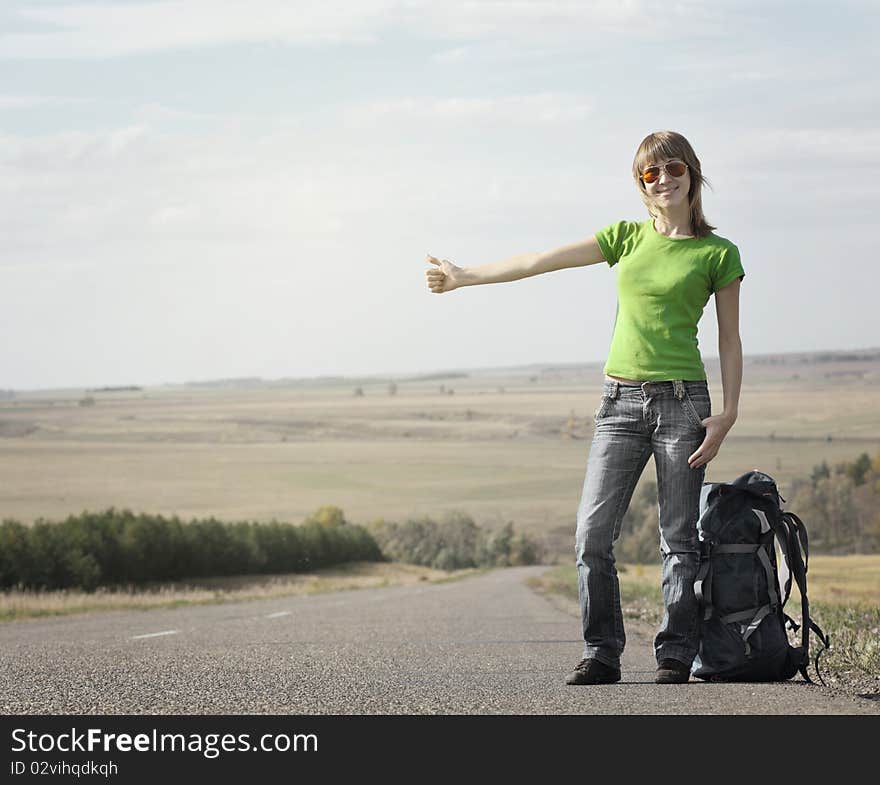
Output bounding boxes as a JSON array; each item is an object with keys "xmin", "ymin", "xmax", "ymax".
[
  {"xmin": 786, "ymin": 450, "xmax": 880, "ymax": 553},
  {"xmin": 0, "ymin": 506, "xmax": 381, "ymax": 591},
  {"xmin": 0, "ymin": 505, "xmax": 543, "ymax": 591}
]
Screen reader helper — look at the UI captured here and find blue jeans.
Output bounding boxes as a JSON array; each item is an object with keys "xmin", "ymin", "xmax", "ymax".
[{"xmin": 574, "ymin": 378, "xmax": 712, "ymax": 669}]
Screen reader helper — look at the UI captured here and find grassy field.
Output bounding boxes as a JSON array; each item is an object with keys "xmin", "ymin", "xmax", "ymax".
[
  {"xmin": 1, "ymin": 356, "xmax": 879, "ymax": 565},
  {"xmin": 528, "ymin": 554, "xmax": 880, "ymax": 696}
]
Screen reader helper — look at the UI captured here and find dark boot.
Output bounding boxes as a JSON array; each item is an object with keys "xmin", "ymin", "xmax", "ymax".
[
  {"xmin": 655, "ymin": 658, "xmax": 691, "ymax": 684},
  {"xmin": 565, "ymin": 658, "xmax": 621, "ymax": 685}
]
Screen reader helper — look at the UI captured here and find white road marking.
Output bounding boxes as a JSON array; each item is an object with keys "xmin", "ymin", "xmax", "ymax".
[
  {"xmin": 265, "ymin": 611, "xmax": 291, "ymax": 619},
  {"xmin": 131, "ymin": 629, "xmax": 178, "ymax": 640}
]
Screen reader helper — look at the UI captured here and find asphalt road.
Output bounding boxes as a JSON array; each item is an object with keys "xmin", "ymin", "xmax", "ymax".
[{"xmin": 1, "ymin": 566, "xmax": 877, "ymax": 715}]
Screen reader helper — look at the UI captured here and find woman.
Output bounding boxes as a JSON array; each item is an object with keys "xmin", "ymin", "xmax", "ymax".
[{"xmin": 425, "ymin": 130, "xmax": 744, "ymax": 686}]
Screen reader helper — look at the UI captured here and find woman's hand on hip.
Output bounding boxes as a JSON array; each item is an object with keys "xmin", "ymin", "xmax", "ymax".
[{"xmin": 688, "ymin": 412, "xmax": 736, "ymax": 470}]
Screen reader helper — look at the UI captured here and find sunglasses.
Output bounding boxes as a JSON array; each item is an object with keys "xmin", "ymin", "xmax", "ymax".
[{"xmin": 640, "ymin": 161, "xmax": 688, "ymax": 184}]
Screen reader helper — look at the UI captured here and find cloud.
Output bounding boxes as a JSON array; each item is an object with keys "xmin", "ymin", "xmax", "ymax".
[
  {"xmin": 0, "ymin": 94, "xmax": 88, "ymax": 109},
  {"xmin": 715, "ymin": 127, "xmax": 880, "ymax": 170},
  {"xmin": 343, "ymin": 92, "xmax": 593, "ymax": 128},
  {"xmin": 1, "ymin": 0, "xmax": 395, "ymax": 59},
  {"xmin": 0, "ymin": 0, "xmax": 732, "ymax": 59},
  {"xmin": 411, "ymin": 0, "xmax": 733, "ymax": 39}
]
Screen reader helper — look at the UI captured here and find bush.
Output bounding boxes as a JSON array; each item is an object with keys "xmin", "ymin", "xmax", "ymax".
[
  {"xmin": 366, "ymin": 512, "xmax": 544, "ymax": 570},
  {"xmin": 0, "ymin": 507, "xmax": 383, "ymax": 591},
  {"xmin": 787, "ymin": 450, "xmax": 880, "ymax": 554}
]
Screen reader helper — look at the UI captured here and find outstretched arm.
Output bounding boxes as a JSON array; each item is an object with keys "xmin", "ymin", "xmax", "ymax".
[{"xmin": 426, "ymin": 235, "xmax": 607, "ymax": 293}]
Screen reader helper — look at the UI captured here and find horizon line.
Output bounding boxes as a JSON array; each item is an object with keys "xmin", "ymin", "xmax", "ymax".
[{"xmin": 4, "ymin": 344, "xmax": 880, "ymax": 395}]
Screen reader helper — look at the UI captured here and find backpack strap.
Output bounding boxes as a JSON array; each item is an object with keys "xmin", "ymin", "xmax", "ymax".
[
  {"xmin": 742, "ymin": 605, "xmax": 773, "ymax": 655},
  {"xmin": 693, "ymin": 486, "xmax": 722, "ymax": 621},
  {"xmin": 775, "ymin": 529, "xmax": 794, "ymax": 608},
  {"xmin": 783, "ymin": 512, "xmax": 810, "ymax": 656},
  {"xmin": 765, "ymin": 510, "xmax": 796, "ymax": 608},
  {"xmin": 713, "ymin": 544, "xmax": 759, "ymax": 553},
  {"xmin": 694, "ymin": 548, "xmax": 714, "ymax": 620},
  {"xmin": 719, "ymin": 605, "xmax": 773, "ymax": 656},
  {"xmin": 755, "ymin": 544, "xmax": 779, "ymax": 609},
  {"xmin": 808, "ymin": 620, "xmax": 831, "ymax": 686},
  {"xmin": 780, "ymin": 511, "xmax": 831, "ymax": 685}
]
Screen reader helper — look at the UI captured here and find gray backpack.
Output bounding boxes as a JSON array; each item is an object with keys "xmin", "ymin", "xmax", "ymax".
[{"xmin": 692, "ymin": 470, "xmax": 829, "ymax": 683}]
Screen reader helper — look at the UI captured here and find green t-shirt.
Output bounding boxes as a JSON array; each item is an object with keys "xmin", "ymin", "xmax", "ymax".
[{"xmin": 594, "ymin": 218, "xmax": 745, "ymax": 381}]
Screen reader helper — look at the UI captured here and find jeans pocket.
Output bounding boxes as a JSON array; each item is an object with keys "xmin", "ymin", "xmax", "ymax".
[
  {"xmin": 680, "ymin": 392, "xmax": 710, "ymax": 430},
  {"xmin": 594, "ymin": 394, "xmax": 612, "ymax": 422}
]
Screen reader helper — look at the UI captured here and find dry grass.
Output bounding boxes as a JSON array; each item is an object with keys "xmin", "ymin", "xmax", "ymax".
[
  {"xmin": 0, "ymin": 561, "xmax": 484, "ymax": 623},
  {"xmin": 1, "ymin": 367, "xmax": 878, "ymax": 542},
  {"xmin": 528, "ymin": 554, "xmax": 880, "ymax": 614},
  {"xmin": 790, "ymin": 554, "xmax": 880, "ymax": 605}
]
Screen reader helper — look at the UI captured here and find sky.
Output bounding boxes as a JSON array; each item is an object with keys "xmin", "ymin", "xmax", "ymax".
[{"xmin": 1, "ymin": 0, "xmax": 878, "ymax": 390}]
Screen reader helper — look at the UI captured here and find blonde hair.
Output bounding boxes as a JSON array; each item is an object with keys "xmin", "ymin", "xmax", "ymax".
[{"xmin": 632, "ymin": 131, "xmax": 716, "ymax": 238}]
